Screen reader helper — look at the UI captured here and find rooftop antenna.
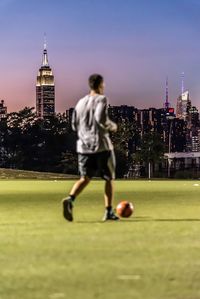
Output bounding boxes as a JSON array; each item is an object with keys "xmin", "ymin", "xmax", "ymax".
[
  {"xmin": 42, "ymin": 32, "xmax": 49, "ymax": 67},
  {"xmin": 181, "ymin": 72, "xmax": 184, "ymax": 94},
  {"xmin": 165, "ymin": 76, "xmax": 170, "ymax": 109},
  {"xmin": 44, "ymin": 32, "xmax": 47, "ymax": 50}
]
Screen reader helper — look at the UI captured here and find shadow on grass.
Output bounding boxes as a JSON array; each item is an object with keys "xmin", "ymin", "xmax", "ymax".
[
  {"xmin": 127, "ymin": 217, "xmax": 200, "ymax": 222},
  {"xmin": 74, "ymin": 216, "xmax": 200, "ymax": 223},
  {"xmin": 154, "ymin": 218, "xmax": 200, "ymax": 222},
  {"xmin": 75, "ymin": 221, "xmax": 104, "ymax": 224}
]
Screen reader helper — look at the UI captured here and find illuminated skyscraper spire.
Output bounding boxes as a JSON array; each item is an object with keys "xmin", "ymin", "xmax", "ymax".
[
  {"xmin": 164, "ymin": 76, "xmax": 170, "ymax": 109},
  {"xmin": 42, "ymin": 33, "xmax": 49, "ymax": 67},
  {"xmin": 176, "ymin": 73, "xmax": 191, "ymax": 121}
]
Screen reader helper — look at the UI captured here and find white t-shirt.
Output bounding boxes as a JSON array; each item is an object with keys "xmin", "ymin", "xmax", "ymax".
[{"xmin": 72, "ymin": 94, "xmax": 117, "ymax": 154}]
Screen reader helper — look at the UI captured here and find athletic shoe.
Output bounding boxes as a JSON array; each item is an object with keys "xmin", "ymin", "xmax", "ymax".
[
  {"xmin": 62, "ymin": 198, "xmax": 73, "ymax": 222},
  {"xmin": 102, "ymin": 210, "xmax": 119, "ymax": 221}
]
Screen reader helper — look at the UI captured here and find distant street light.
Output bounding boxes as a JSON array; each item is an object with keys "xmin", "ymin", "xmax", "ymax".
[
  {"xmin": 148, "ymin": 160, "xmax": 151, "ymax": 180},
  {"xmin": 148, "ymin": 141, "xmax": 153, "ymax": 180},
  {"xmin": 167, "ymin": 116, "xmax": 175, "ymax": 178}
]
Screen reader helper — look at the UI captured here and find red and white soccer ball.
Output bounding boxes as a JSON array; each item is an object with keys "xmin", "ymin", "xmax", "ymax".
[{"xmin": 116, "ymin": 201, "xmax": 134, "ymax": 218}]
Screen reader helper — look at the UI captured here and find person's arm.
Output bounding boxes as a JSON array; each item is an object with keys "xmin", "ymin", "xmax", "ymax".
[
  {"xmin": 71, "ymin": 109, "xmax": 77, "ymax": 131},
  {"xmin": 94, "ymin": 97, "xmax": 117, "ymax": 132}
]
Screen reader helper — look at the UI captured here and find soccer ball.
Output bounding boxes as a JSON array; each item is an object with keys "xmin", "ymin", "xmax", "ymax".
[{"xmin": 116, "ymin": 201, "xmax": 134, "ymax": 218}]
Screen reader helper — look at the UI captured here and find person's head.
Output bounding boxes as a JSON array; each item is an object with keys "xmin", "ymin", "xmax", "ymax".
[{"xmin": 88, "ymin": 74, "xmax": 104, "ymax": 94}]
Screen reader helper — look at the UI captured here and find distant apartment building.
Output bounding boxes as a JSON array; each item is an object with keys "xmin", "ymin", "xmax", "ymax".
[
  {"xmin": 36, "ymin": 43, "xmax": 55, "ymax": 118},
  {"xmin": 108, "ymin": 105, "xmax": 138, "ymax": 122},
  {"xmin": 188, "ymin": 106, "xmax": 199, "ymax": 127},
  {"xmin": 0, "ymin": 100, "xmax": 7, "ymax": 166},
  {"xmin": 185, "ymin": 106, "xmax": 200, "ymax": 152},
  {"xmin": 198, "ymin": 129, "xmax": 200, "ymax": 151},
  {"xmin": 191, "ymin": 135, "xmax": 199, "ymax": 152},
  {"xmin": 0, "ymin": 100, "xmax": 7, "ymax": 120},
  {"xmin": 171, "ymin": 118, "xmax": 187, "ymax": 152}
]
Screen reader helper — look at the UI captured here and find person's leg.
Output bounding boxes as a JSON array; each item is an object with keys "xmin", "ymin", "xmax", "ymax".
[
  {"xmin": 63, "ymin": 176, "xmax": 90, "ymax": 222},
  {"xmin": 102, "ymin": 179, "xmax": 119, "ymax": 221},
  {"xmin": 99, "ymin": 151, "xmax": 119, "ymax": 221},
  {"xmin": 63, "ymin": 152, "xmax": 94, "ymax": 222},
  {"xmin": 104, "ymin": 179, "xmax": 113, "ymax": 208},
  {"xmin": 70, "ymin": 176, "xmax": 91, "ymax": 198}
]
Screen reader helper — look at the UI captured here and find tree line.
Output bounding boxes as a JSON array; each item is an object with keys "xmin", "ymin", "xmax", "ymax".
[{"xmin": 0, "ymin": 107, "xmax": 165, "ymax": 178}]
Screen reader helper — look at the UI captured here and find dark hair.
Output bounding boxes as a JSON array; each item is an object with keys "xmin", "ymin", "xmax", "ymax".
[{"xmin": 88, "ymin": 74, "xmax": 104, "ymax": 90}]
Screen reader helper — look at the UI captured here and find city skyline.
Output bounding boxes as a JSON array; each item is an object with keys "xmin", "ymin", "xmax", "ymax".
[{"xmin": 0, "ymin": 0, "xmax": 200, "ymax": 112}]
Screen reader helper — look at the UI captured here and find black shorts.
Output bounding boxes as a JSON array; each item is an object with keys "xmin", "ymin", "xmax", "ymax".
[{"xmin": 78, "ymin": 150, "xmax": 115, "ymax": 180}]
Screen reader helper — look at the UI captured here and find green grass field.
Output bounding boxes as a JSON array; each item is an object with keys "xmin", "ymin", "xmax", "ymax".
[{"xmin": 1, "ymin": 179, "xmax": 200, "ymax": 299}]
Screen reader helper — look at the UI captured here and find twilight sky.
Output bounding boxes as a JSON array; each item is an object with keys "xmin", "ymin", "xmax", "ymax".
[{"xmin": 0, "ymin": 0, "xmax": 200, "ymax": 112}]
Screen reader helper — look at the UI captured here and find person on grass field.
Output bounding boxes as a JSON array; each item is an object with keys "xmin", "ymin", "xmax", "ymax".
[{"xmin": 62, "ymin": 73, "xmax": 119, "ymax": 222}]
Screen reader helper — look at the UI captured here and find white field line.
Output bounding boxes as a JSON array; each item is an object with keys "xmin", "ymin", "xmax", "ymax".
[{"xmin": 118, "ymin": 275, "xmax": 141, "ymax": 280}]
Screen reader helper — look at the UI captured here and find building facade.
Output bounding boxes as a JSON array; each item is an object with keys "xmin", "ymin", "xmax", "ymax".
[
  {"xmin": 176, "ymin": 90, "xmax": 191, "ymax": 121},
  {"xmin": 36, "ymin": 44, "xmax": 55, "ymax": 118},
  {"xmin": 0, "ymin": 100, "xmax": 7, "ymax": 120}
]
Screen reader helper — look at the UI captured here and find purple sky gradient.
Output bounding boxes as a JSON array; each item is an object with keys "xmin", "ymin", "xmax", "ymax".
[{"xmin": 0, "ymin": 0, "xmax": 200, "ymax": 112}]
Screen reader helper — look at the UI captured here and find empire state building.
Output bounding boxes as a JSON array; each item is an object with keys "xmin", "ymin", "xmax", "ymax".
[{"xmin": 36, "ymin": 43, "xmax": 55, "ymax": 118}]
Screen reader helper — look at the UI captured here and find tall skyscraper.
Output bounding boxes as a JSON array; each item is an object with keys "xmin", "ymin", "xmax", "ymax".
[
  {"xmin": 176, "ymin": 90, "xmax": 191, "ymax": 121},
  {"xmin": 36, "ymin": 41, "xmax": 55, "ymax": 118},
  {"xmin": 176, "ymin": 73, "xmax": 191, "ymax": 121}
]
